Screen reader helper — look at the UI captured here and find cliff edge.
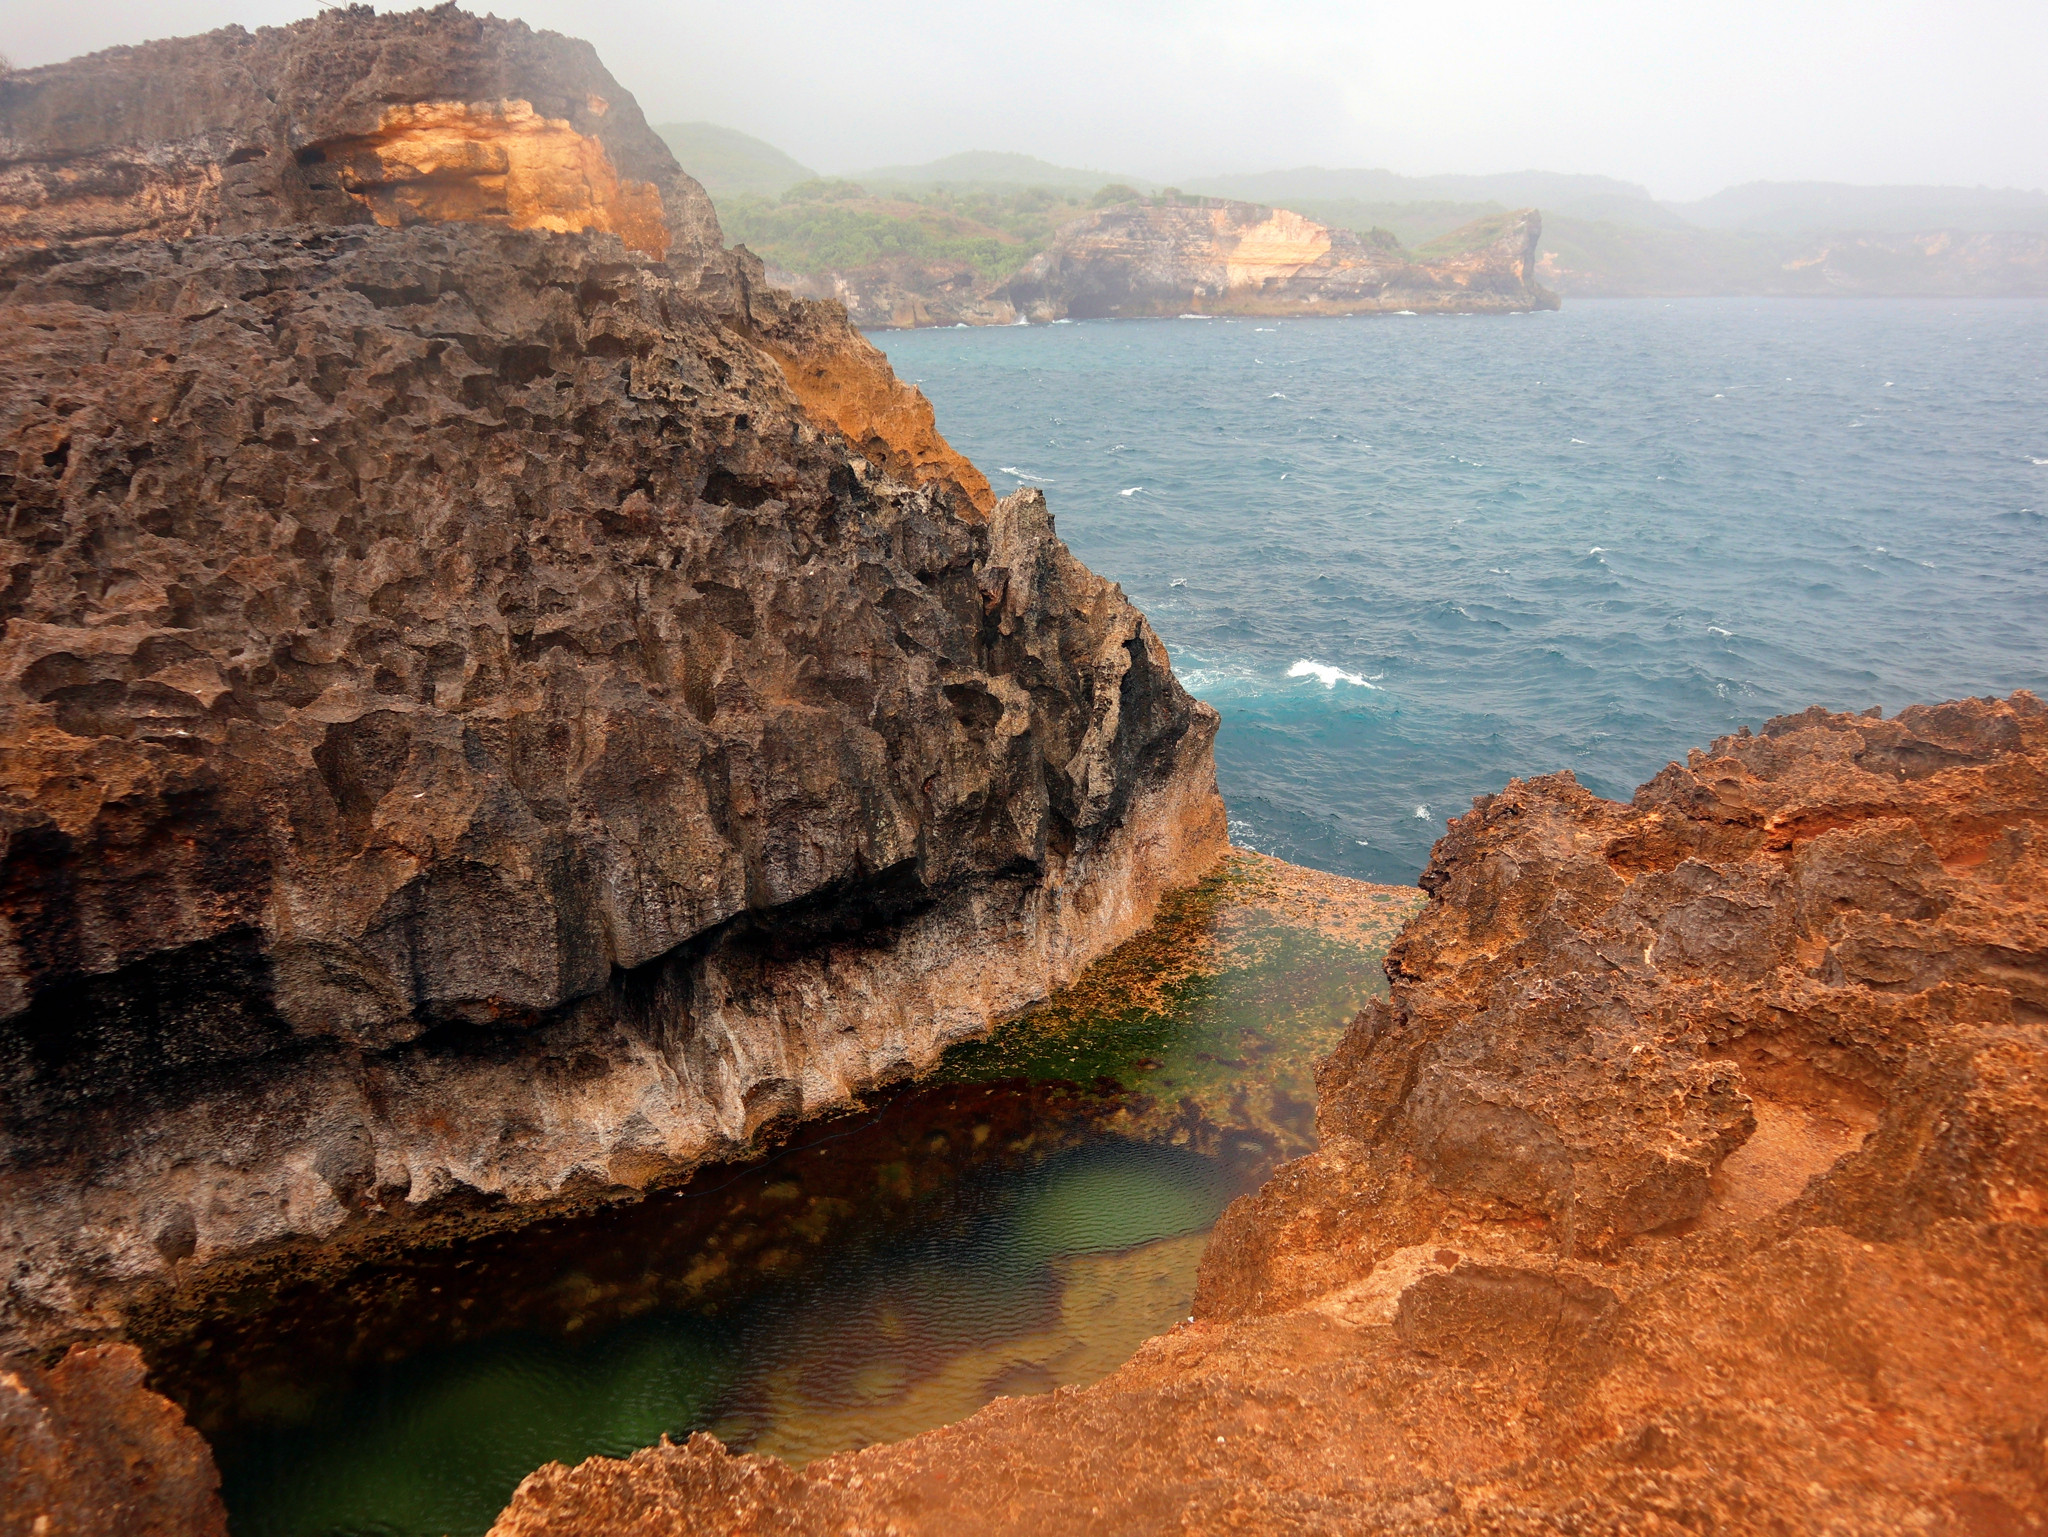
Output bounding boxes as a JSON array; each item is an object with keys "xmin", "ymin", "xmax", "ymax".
[
  {"xmin": 0, "ymin": 5, "xmax": 1225, "ymax": 1372},
  {"xmin": 492, "ymin": 694, "xmax": 2048, "ymax": 1534},
  {"xmin": 984, "ymin": 201, "xmax": 1554, "ymax": 324},
  {"xmin": 760, "ymin": 198, "xmax": 1557, "ymax": 329}
]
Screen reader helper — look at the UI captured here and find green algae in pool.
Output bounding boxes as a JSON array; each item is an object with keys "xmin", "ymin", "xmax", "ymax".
[{"xmin": 195, "ymin": 854, "xmax": 1418, "ymax": 1537}]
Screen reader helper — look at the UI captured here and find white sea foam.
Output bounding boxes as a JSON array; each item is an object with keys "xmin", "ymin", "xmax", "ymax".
[
  {"xmin": 1269, "ymin": 392, "xmax": 1288, "ymax": 399},
  {"xmin": 1707, "ymin": 625, "xmax": 1733, "ymax": 637},
  {"xmin": 1570, "ymin": 437, "xmax": 1588, "ymax": 444},
  {"xmin": 1588, "ymin": 546, "xmax": 1605, "ymax": 554},
  {"xmin": 1394, "ymin": 310, "xmax": 1418, "ymax": 316},
  {"xmin": 1414, "ymin": 805, "xmax": 1431, "ymax": 820},
  {"xmin": 1288, "ymin": 660, "xmax": 1378, "ymax": 690},
  {"xmin": 999, "ymin": 467, "xmax": 1053, "ymax": 483},
  {"xmin": 1180, "ymin": 313, "xmax": 1211, "ymax": 320},
  {"xmin": 1120, "ymin": 487, "xmax": 1142, "ymax": 496},
  {"xmin": 1170, "ymin": 577, "xmax": 1187, "ymax": 588},
  {"xmin": 1489, "ymin": 568, "xmax": 1510, "ymax": 575},
  {"xmin": 2032, "ymin": 457, "xmax": 2048, "ymax": 466}
]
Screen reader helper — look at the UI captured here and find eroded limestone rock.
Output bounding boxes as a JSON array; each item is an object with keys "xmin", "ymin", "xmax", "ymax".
[
  {"xmin": 491, "ymin": 696, "xmax": 2047, "ymax": 1534},
  {"xmin": 0, "ymin": 1343, "xmax": 226, "ymax": 1536},
  {"xmin": 0, "ymin": 7, "xmax": 1220, "ymax": 1364},
  {"xmin": 992, "ymin": 202, "xmax": 1558, "ymax": 322}
]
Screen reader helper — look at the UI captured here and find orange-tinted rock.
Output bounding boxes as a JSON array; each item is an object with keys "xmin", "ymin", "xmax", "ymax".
[
  {"xmin": 0, "ymin": 1343, "xmax": 226, "ymax": 1537},
  {"xmin": 0, "ymin": 7, "xmax": 716, "ymax": 265},
  {"xmin": 311, "ymin": 99, "xmax": 672, "ymax": 258},
  {"xmin": 0, "ymin": 5, "xmax": 981, "ymax": 510},
  {"xmin": 992, "ymin": 201, "xmax": 1558, "ymax": 322},
  {"xmin": 491, "ymin": 695, "xmax": 2048, "ymax": 1534},
  {"xmin": 0, "ymin": 11, "xmax": 1220, "ymax": 1361},
  {"xmin": 742, "ymin": 264, "xmax": 997, "ymax": 516}
]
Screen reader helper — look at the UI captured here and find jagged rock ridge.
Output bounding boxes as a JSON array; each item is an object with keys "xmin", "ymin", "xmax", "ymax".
[
  {"xmin": 0, "ymin": 4, "xmax": 1225, "ymax": 1377},
  {"xmin": 491, "ymin": 695, "xmax": 2048, "ymax": 1534}
]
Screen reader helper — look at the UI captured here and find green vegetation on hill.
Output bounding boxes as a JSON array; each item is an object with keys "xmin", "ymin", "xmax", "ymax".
[
  {"xmin": 665, "ymin": 122, "xmax": 2048, "ymax": 299},
  {"xmin": 843, "ymin": 151, "xmax": 1153, "ymax": 195},
  {"xmin": 1269, "ymin": 199, "xmax": 1493, "ymax": 251},
  {"xmin": 653, "ymin": 122, "xmax": 815, "ymax": 198},
  {"xmin": 715, "ymin": 181, "xmax": 1424, "ymax": 285},
  {"xmin": 715, "ymin": 181, "xmax": 1107, "ymax": 281}
]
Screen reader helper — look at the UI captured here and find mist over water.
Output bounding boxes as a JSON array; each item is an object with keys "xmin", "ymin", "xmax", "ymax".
[{"xmin": 877, "ymin": 300, "xmax": 2048, "ymax": 882}]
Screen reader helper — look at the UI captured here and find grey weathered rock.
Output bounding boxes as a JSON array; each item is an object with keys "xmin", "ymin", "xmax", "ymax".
[{"xmin": 0, "ymin": 8, "xmax": 1224, "ymax": 1356}]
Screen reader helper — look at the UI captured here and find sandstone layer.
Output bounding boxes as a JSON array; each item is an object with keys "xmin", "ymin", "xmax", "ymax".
[
  {"xmin": 990, "ymin": 202, "xmax": 1557, "ymax": 324},
  {"xmin": 493, "ymin": 695, "xmax": 2048, "ymax": 1535},
  {"xmin": 0, "ymin": 6, "xmax": 1223, "ymax": 1368}
]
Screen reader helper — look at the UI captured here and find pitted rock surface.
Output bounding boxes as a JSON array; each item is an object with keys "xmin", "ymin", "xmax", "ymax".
[
  {"xmin": 0, "ymin": 3, "xmax": 993, "ymax": 510},
  {"xmin": 0, "ymin": 3, "xmax": 717, "ymax": 265},
  {"xmin": 0, "ymin": 1343, "xmax": 227, "ymax": 1535},
  {"xmin": 0, "ymin": 9, "xmax": 1220, "ymax": 1360},
  {"xmin": 490, "ymin": 697, "xmax": 2047, "ymax": 1535}
]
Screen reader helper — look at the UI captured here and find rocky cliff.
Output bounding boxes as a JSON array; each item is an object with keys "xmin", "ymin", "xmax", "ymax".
[
  {"xmin": 749, "ymin": 200, "xmax": 1557, "ymax": 329},
  {"xmin": 0, "ymin": 3, "xmax": 1225, "ymax": 1376},
  {"xmin": 768, "ymin": 256, "xmax": 1019, "ymax": 331},
  {"xmin": 990, "ymin": 201, "xmax": 1557, "ymax": 323},
  {"xmin": 492, "ymin": 694, "xmax": 2048, "ymax": 1534}
]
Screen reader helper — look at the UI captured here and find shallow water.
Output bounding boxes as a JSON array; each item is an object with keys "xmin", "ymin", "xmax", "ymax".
[
  {"xmin": 877, "ymin": 298, "xmax": 2048, "ymax": 881},
  {"xmin": 177, "ymin": 858, "xmax": 1416, "ymax": 1537}
]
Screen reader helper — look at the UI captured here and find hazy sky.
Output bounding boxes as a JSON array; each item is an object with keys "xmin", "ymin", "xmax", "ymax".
[{"xmin": 4, "ymin": 0, "xmax": 2043, "ymax": 200}]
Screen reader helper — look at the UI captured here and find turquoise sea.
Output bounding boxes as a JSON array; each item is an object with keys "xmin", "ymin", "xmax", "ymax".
[
  {"xmin": 199, "ymin": 299, "xmax": 2048, "ymax": 1537},
  {"xmin": 878, "ymin": 299, "xmax": 2048, "ymax": 882}
]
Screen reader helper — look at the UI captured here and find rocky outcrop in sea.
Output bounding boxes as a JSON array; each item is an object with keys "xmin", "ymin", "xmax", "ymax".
[
  {"xmin": 0, "ymin": 2, "xmax": 1225, "ymax": 1399},
  {"xmin": 994, "ymin": 201, "xmax": 1558, "ymax": 323},
  {"xmin": 491, "ymin": 695, "xmax": 2048, "ymax": 1533},
  {"xmin": 771, "ymin": 202, "xmax": 1558, "ymax": 328}
]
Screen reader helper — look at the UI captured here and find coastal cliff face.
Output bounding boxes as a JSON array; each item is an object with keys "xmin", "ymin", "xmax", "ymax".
[
  {"xmin": 0, "ymin": 5, "xmax": 1224, "ymax": 1371},
  {"xmin": 493, "ymin": 695, "xmax": 2048, "ymax": 1534},
  {"xmin": 991, "ymin": 201, "xmax": 1557, "ymax": 323},
  {"xmin": 749, "ymin": 200, "xmax": 1557, "ymax": 329},
  {"xmin": 0, "ymin": 4, "xmax": 995, "ymax": 510},
  {"xmin": 769, "ymin": 257, "xmax": 1019, "ymax": 331}
]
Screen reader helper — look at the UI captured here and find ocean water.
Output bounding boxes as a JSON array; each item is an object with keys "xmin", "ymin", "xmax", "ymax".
[
  {"xmin": 877, "ymin": 299, "xmax": 2048, "ymax": 882},
  {"xmin": 192, "ymin": 862, "xmax": 1408, "ymax": 1537}
]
